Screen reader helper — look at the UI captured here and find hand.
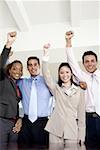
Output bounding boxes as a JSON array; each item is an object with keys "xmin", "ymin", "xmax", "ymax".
[
  {"xmin": 65, "ymin": 31, "xmax": 73, "ymax": 47},
  {"xmin": 43, "ymin": 43, "xmax": 50, "ymax": 57},
  {"xmin": 43, "ymin": 43, "xmax": 50, "ymax": 49},
  {"xmin": 6, "ymin": 31, "xmax": 17, "ymax": 48},
  {"xmin": 65, "ymin": 31, "xmax": 74, "ymax": 40},
  {"xmin": 79, "ymin": 81, "xmax": 87, "ymax": 90},
  {"xmin": 12, "ymin": 118, "xmax": 22, "ymax": 133}
]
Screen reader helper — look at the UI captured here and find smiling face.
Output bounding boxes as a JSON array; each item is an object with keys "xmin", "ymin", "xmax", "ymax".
[
  {"xmin": 59, "ymin": 66, "xmax": 72, "ymax": 84},
  {"xmin": 83, "ymin": 55, "xmax": 97, "ymax": 73},
  {"xmin": 27, "ymin": 59, "xmax": 40, "ymax": 77},
  {"xmin": 9, "ymin": 62, "xmax": 23, "ymax": 80}
]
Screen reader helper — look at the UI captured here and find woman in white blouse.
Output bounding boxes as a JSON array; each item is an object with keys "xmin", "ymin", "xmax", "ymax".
[{"xmin": 42, "ymin": 44, "xmax": 86, "ymax": 149}]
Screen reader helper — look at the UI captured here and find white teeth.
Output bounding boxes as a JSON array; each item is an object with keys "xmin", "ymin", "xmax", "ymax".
[
  {"xmin": 88, "ymin": 67, "xmax": 93, "ymax": 69},
  {"xmin": 64, "ymin": 77, "xmax": 67, "ymax": 80},
  {"xmin": 15, "ymin": 74, "xmax": 19, "ymax": 77}
]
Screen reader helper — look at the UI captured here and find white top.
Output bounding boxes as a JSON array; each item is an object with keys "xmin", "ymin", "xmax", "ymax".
[{"xmin": 66, "ymin": 47, "xmax": 100, "ymax": 113}]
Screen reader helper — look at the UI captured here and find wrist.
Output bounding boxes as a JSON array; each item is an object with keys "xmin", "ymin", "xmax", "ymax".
[
  {"xmin": 6, "ymin": 42, "xmax": 12, "ymax": 49},
  {"xmin": 66, "ymin": 44, "xmax": 72, "ymax": 47},
  {"xmin": 65, "ymin": 40, "xmax": 72, "ymax": 47},
  {"xmin": 42, "ymin": 55, "xmax": 49, "ymax": 62}
]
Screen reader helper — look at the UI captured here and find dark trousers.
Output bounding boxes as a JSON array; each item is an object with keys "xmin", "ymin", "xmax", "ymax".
[
  {"xmin": 0, "ymin": 118, "xmax": 18, "ymax": 150},
  {"xmin": 85, "ymin": 112, "xmax": 100, "ymax": 149},
  {"xmin": 18, "ymin": 115, "xmax": 49, "ymax": 149}
]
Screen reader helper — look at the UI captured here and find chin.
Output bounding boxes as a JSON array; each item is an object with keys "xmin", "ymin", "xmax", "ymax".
[
  {"xmin": 87, "ymin": 69, "xmax": 95, "ymax": 73},
  {"xmin": 14, "ymin": 77, "xmax": 20, "ymax": 80}
]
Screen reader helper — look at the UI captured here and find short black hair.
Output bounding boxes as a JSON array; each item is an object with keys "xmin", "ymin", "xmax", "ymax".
[
  {"xmin": 27, "ymin": 56, "xmax": 40, "ymax": 66},
  {"xmin": 82, "ymin": 51, "xmax": 98, "ymax": 63}
]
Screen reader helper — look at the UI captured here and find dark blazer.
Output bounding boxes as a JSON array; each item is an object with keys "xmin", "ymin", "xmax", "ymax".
[{"xmin": 0, "ymin": 46, "xmax": 19, "ymax": 118}]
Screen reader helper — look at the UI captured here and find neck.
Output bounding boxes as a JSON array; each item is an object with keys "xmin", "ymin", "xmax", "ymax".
[
  {"xmin": 92, "ymin": 68, "xmax": 97, "ymax": 73},
  {"xmin": 62, "ymin": 81, "xmax": 72, "ymax": 89},
  {"xmin": 31, "ymin": 74, "xmax": 39, "ymax": 78},
  {"xmin": 89, "ymin": 68, "xmax": 97, "ymax": 74}
]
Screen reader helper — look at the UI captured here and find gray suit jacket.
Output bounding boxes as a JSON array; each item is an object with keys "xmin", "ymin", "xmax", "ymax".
[
  {"xmin": 0, "ymin": 46, "xmax": 19, "ymax": 118},
  {"xmin": 42, "ymin": 61, "xmax": 86, "ymax": 142}
]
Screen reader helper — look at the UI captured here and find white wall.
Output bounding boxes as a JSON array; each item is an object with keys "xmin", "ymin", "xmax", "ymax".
[
  {"xmin": 0, "ymin": 1, "xmax": 100, "ymax": 78},
  {"xmin": 0, "ymin": 19, "xmax": 100, "ymax": 52}
]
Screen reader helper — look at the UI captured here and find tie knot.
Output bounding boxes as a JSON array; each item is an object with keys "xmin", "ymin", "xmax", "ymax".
[
  {"xmin": 91, "ymin": 74, "xmax": 96, "ymax": 78},
  {"xmin": 31, "ymin": 78, "xmax": 37, "ymax": 83},
  {"xmin": 32, "ymin": 77, "xmax": 37, "ymax": 81}
]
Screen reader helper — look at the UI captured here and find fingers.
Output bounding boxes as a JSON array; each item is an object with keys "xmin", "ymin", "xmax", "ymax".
[
  {"xmin": 6, "ymin": 31, "xmax": 17, "ymax": 48},
  {"xmin": 12, "ymin": 126, "xmax": 21, "ymax": 133},
  {"xmin": 43, "ymin": 43, "xmax": 50, "ymax": 49},
  {"xmin": 79, "ymin": 82, "xmax": 87, "ymax": 90},
  {"xmin": 12, "ymin": 118, "xmax": 22, "ymax": 133},
  {"xmin": 66, "ymin": 31, "xmax": 74, "ymax": 35},
  {"xmin": 12, "ymin": 123, "xmax": 22, "ymax": 133},
  {"xmin": 43, "ymin": 43, "xmax": 50, "ymax": 57},
  {"xmin": 8, "ymin": 31, "xmax": 17, "ymax": 38},
  {"xmin": 65, "ymin": 31, "xmax": 74, "ymax": 39}
]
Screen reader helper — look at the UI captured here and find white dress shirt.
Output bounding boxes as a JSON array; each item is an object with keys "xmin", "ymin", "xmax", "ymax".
[{"xmin": 66, "ymin": 47, "xmax": 100, "ymax": 113}]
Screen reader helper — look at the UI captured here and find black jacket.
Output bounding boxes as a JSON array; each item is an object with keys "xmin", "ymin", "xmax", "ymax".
[{"xmin": 0, "ymin": 46, "xmax": 19, "ymax": 118}]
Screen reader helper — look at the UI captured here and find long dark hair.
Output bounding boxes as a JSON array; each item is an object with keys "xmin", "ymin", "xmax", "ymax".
[{"xmin": 58, "ymin": 62, "xmax": 77, "ymax": 87}]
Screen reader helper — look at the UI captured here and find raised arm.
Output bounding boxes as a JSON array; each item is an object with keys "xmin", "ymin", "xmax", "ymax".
[
  {"xmin": 65, "ymin": 31, "xmax": 85, "ymax": 81},
  {"xmin": 0, "ymin": 31, "xmax": 17, "ymax": 69},
  {"xmin": 42, "ymin": 43, "xmax": 56, "ymax": 95}
]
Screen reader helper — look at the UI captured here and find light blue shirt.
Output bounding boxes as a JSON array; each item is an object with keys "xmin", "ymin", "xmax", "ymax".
[{"xmin": 17, "ymin": 75, "xmax": 53, "ymax": 117}]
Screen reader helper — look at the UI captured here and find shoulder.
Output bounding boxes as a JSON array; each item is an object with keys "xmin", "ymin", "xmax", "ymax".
[
  {"xmin": 95, "ymin": 69, "xmax": 100, "ymax": 77},
  {"xmin": 37, "ymin": 75, "xmax": 44, "ymax": 81},
  {"xmin": 77, "ymin": 86, "xmax": 85, "ymax": 97},
  {"xmin": 73, "ymin": 84, "xmax": 84, "ymax": 94},
  {"xmin": 17, "ymin": 77, "xmax": 31, "ymax": 84}
]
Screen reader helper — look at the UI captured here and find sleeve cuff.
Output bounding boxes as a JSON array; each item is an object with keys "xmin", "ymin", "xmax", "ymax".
[
  {"xmin": 42, "ymin": 56, "xmax": 49, "ymax": 62},
  {"xmin": 4, "ymin": 45, "xmax": 12, "ymax": 50},
  {"xmin": 66, "ymin": 47, "xmax": 72, "ymax": 51}
]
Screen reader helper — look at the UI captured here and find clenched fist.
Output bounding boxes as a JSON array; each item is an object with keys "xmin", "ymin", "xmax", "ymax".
[
  {"xmin": 65, "ymin": 31, "xmax": 74, "ymax": 40},
  {"xmin": 6, "ymin": 31, "xmax": 17, "ymax": 48}
]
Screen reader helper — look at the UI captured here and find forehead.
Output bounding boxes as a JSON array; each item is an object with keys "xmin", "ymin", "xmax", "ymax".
[
  {"xmin": 59, "ymin": 66, "xmax": 71, "ymax": 71},
  {"xmin": 12, "ymin": 62, "xmax": 22, "ymax": 68},
  {"xmin": 84, "ymin": 55, "xmax": 96, "ymax": 61},
  {"xmin": 28, "ymin": 59, "xmax": 39, "ymax": 64}
]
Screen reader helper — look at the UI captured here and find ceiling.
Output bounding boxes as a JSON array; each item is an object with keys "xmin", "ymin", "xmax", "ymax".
[
  {"xmin": 0, "ymin": 0, "xmax": 100, "ymax": 31},
  {"xmin": 0, "ymin": 0, "xmax": 100, "ymax": 73}
]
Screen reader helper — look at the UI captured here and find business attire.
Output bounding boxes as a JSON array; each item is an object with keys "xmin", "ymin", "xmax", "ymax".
[
  {"xmin": 66, "ymin": 47, "xmax": 100, "ymax": 148},
  {"xmin": 0, "ymin": 46, "xmax": 21, "ymax": 150},
  {"xmin": 17, "ymin": 76, "xmax": 52, "ymax": 148},
  {"xmin": 42, "ymin": 60, "xmax": 85, "ymax": 147}
]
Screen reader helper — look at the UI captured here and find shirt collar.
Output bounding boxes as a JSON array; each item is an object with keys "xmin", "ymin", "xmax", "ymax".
[
  {"xmin": 93, "ymin": 69, "xmax": 100, "ymax": 77},
  {"xmin": 30, "ymin": 74, "xmax": 42, "ymax": 81},
  {"xmin": 84, "ymin": 68, "xmax": 100, "ymax": 78},
  {"xmin": 89, "ymin": 69, "xmax": 100, "ymax": 78},
  {"xmin": 62, "ymin": 83, "xmax": 78, "ymax": 96}
]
